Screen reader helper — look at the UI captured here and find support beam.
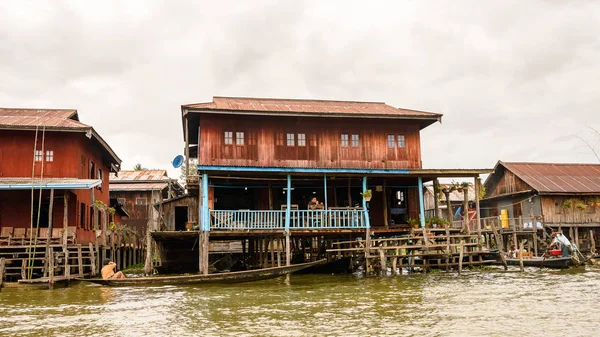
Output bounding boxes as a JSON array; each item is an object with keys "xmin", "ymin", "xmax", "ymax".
[
  {"xmin": 62, "ymin": 192, "xmax": 69, "ymax": 244},
  {"xmin": 185, "ymin": 117, "xmax": 190, "ymax": 178},
  {"xmin": 323, "ymin": 173, "xmax": 328, "ymax": 210},
  {"xmin": 202, "ymin": 173, "xmax": 209, "ymax": 231},
  {"xmin": 382, "ymin": 179, "xmax": 388, "ymax": 228},
  {"xmin": 475, "ymin": 177, "xmax": 482, "ymax": 236},
  {"xmin": 199, "ymin": 173, "xmax": 210, "ymax": 275},
  {"xmin": 362, "ymin": 176, "xmax": 370, "ymax": 229},
  {"xmin": 285, "ymin": 175, "xmax": 291, "ymax": 266},
  {"xmin": 417, "ymin": 177, "xmax": 425, "ymax": 228}
]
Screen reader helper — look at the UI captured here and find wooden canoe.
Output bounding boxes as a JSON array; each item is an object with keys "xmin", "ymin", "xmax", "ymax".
[
  {"xmin": 81, "ymin": 259, "xmax": 326, "ymax": 287},
  {"xmin": 505, "ymin": 256, "xmax": 574, "ymax": 269}
]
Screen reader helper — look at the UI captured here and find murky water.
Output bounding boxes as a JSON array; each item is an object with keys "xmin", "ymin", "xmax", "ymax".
[{"xmin": 1, "ymin": 267, "xmax": 599, "ymax": 337}]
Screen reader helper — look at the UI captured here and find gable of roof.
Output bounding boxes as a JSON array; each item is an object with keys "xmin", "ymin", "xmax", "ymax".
[
  {"xmin": 492, "ymin": 161, "xmax": 600, "ymax": 195},
  {"xmin": 0, "ymin": 108, "xmax": 121, "ymax": 170},
  {"xmin": 110, "ymin": 170, "xmax": 169, "ymax": 182}
]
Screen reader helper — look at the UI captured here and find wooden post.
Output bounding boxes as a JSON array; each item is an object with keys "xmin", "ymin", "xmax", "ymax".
[
  {"xmin": 46, "ymin": 189, "xmax": 55, "ymax": 252},
  {"xmin": 64, "ymin": 249, "xmax": 70, "ymax": 279},
  {"xmin": 392, "ymin": 256, "xmax": 398, "ymax": 276},
  {"xmin": 144, "ymin": 221, "xmax": 153, "ymax": 275},
  {"xmin": 590, "ymin": 230, "xmax": 596, "ymax": 254},
  {"xmin": 519, "ymin": 241, "xmax": 524, "ymax": 272},
  {"xmin": 89, "ymin": 243, "xmax": 96, "ymax": 276},
  {"xmin": 185, "ymin": 117, "xmax": 190, "ymax": 178},
  {"xmin": 444, "ymin": 190, "xmax": 452, "ymax": 223},
  {"xmin": 462, "ymin": 185, "xmax": 469, "ymax": 232},
  {"xmin": 0, "ymin": 257, "xmax": 5, "ymax": 290},
  {"xmin": 285, "ymin": 231, "xmax": 291, "ymax": 266},
  {"xmin": 379, "ymin": 248, "xmax": 386, "ymax": 276},
  {"xmin": 433, "ymin": 179, "xmax": 440, "ymax": 218},
  {"xmin": 116, "ymin": 233, "xmax": 122, "ymax": 270},
  {"xmin": 77, "ymin": 245, "xmax": 83, "ymax": 276},
  {"xmin": 490, "ymin": 221, "xmax": 508, "ymax": 270},
  {"xmin": 270, "ymin": 238, "xmax": 275, "ymax": 267},
  {"xmin": 63, "ymin": 192, "xmax": 69, "ymax": 242},
  {"xmin": 277, "ymin": 238, "xmax": 282, "ymax": 267},
  {"xmin": 48, "ymin": 248, "xmax": 54, "ymax": 288},
  {"xmin": 382, "ymin": 179, "xmax": 388, "ymax": 228},
  {"xmin": 574, "ymin": 227, "xmax": 579, "ymax": 248},
  {"xmin": 532, "ymin": 226, "xmax": 538, "ymax": 257},
  {"xmin": 458, "ymin": 240, "xmax": 464, "ymax": 275},
  {"xmin": 268, "ymin": 182, "xmax": 273, "ymax": 210},
  {"xmin": 365, "ymin": 227, "xmax": 371, "ymax": 274},
  {"xmin": 101, "ymin": 209, "xmax": 108, "ymax": 263},
  {"xmin": 474, "ymin": 177, "xmax": 482, "ymax": 237},
  {"xmin": 445, "ymin": 224, "xmax": 451, "ymax": 270}
]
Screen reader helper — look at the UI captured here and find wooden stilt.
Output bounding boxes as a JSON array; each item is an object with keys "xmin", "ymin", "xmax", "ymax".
[
  {"xmin": 574, "ymin": 227, "xmax": 579, "ymax": 248},
  {"xmin": 533, "ymin": 227, "xmax": 538, "ymax": 257},
  {"xmin": 199, "ymin": 231, "xmax": 210, "ymax": 275},
  {"xmin": 270, "ymin": 238, "xmax": 275, "ymax": 267},
  {"xmin": 48, "ymin": 248, "xmax": 54, "ymax": 288},
  {"xmin": 77, "ymin": 245, "xmax": 83, "ymax": 277},
  {"xmin": 519, "ymin": 241, "xmax": 524, "ymax": 272},
  {"xmin": 365, "ymin": 227, "xmax": 371, "ymax": 275},
  {"xmin": 392, "ymin": 257, "xmax": 397, "ymax": 276},
  {"xmin": 277, "ymin": 238, "xmax": 282, "ymax": 267},
  {"xmin": 285, "ymin": 231, "xmax": 291, "ymax": 266},
  {"xmin": 0, "ymin": 258, "xmax": 5, "ymax": 290},
  {"xmin": 89, "ymin": 243, "xmax": 96, "ymax": 276},
  {"xmin": 590, "ymin": 230, "xmax": 596, "ymax": 254},
  {"xmin": 145, "ymin": 220, "xmax": 153, "ymax": 274},
  {"xmin": 458, "ymin": 240, "xmax": 464, "ymax": 275},
  {"xmin": 64, "ymin": 249, "xmax": 70, "ymax": 279},
  {"xmin": 379, "ymin": 248, "xmax": 386, "ymax": 276}
]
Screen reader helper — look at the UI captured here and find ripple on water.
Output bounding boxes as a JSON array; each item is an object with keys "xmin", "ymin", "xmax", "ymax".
[{"xmin": 1, "ymin": 269, "xmax": 600, "ymax": 336}]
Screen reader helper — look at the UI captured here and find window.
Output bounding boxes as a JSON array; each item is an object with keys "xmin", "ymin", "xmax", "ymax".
[
  {"xmin": 351, "ymin": 134, "xmax": 359, "ymax": 147},
  {"xmin": 136, "ymin": 198, "xmax": 147, "ymax": 206},
  {"xmin": 45, "ymin": 150, "xmax": 54, "ymax": 162},
  {"xmin": 297, "ymin": 133, "xmax": 306, "ymax": 147},
  {"xmin": 397, "ymin": 135, "xmax": 405, "ymax": 148},
  {"xmin": 224, "ymin": 131, "xmax": 233, "ymax": 145},
  {"xmin": 341, "ymin": 134, "xmax": 349, "ymax": 147},
  {"xmin": 236, "ymin": 132, "xmax": 244, "ymax": 145},
  {"xmin": 387, "ymin": 135, "xmax": 396, "ymax": 148},
  {"xmin": 117, "ymin": 198, "xmax": 126, "ymax": 205},
  {"xmin": 89, "ymin": 161, "xmax": 96, "ymax": 179},
  {"xmin": 286, "ymin": 133, "xmax": 295, "ymax": 146},
  {"xmin": 35, "ymin": 150, "xmax": 43, "ymax": 162}
]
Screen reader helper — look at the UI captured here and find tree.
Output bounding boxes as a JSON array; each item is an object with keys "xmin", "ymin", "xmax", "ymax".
[
  {"xmin": 179, "ymin": 158, "xmax": 198, "ymax": 182},
  {"xmin": 574, "ymin": 126, "xmax": 600, "ymax": 162},
  {"xmin": 133, "ymin": 163, "xmax": 147, "ymax": 171}
]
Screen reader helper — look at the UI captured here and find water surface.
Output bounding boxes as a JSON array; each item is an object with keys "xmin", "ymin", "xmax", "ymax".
[{"xmin": 1, "ymin": 267, "xmax": 599, "ymax": 336}]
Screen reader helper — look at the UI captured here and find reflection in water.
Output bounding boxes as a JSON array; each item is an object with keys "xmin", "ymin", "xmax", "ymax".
[{"xmin": 1, "ymin": 268, "xmax": 600, "ymax": 336}]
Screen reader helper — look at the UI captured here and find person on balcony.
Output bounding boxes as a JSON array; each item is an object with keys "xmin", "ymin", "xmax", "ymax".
[{"xmin": 308, "ymin": 197, "xmax": 324, "ymax": 210}]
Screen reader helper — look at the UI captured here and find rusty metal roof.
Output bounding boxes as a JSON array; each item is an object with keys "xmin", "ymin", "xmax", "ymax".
[
  {"xmin": 110, "ymin": 170, "xmax": 170, "ymax": 182},
  {"xmin": 184, "ymin": 96, "xmax": 442, "ymax": 118},
  {"xmin": 109, "ymin": 182, "xmax": 169, "ymax": 191},
  {"xmin": 501, "ymin": 162, "xmax": 600, "ymax": 194},
  {"xmin": 0, "ymin": 108, "xmax": 88, "ymax": 129}
]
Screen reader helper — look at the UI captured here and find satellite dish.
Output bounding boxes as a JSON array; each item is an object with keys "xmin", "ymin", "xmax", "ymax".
[{"xmin": 172, "ymin": 155, "xmax": 184, "ymax": 168}]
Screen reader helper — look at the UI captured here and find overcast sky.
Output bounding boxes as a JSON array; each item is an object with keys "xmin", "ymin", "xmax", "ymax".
[{"xmin": 1, "ymin": 1, "xmax": 599, "ymax": 178}]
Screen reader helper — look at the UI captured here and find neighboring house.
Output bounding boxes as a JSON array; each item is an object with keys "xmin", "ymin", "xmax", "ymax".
[
  {"xmin": 109, "ymin": 170, "xmax": 184, "ymax": 234},
  {"xmin": 481, "ymin": 161, "xmax": 600, "ymax": 248},
  {"xmin": 0, "ymin": 108, "xmax": 121, "ymax": 244},
  {"xmin": 424, "ymin": 184, "xmax": 476, "ymax": 220}
]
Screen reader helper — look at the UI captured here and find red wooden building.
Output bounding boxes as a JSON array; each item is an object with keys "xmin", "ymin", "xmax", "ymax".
[
  {"xmin": 176, "ymin": 97, "xmax": 488, "ymax": 273},
  {"xmin": 0, "ymin": 108, "xmax": 121, "ymax": 245}
]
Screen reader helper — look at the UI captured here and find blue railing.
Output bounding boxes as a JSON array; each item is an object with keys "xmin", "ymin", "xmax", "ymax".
[{"xmin": 209, "ymin": 209, "xmax": 367, "ymax": 230}]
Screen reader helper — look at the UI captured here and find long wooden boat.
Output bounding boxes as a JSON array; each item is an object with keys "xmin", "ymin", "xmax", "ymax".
[
  {"xmin": 505, "ymin": 256, "xmax": 574, "ymax": 269},
  {"xmin": 81, "ymin": 259, "xmax": 326, "ymax": 287}
]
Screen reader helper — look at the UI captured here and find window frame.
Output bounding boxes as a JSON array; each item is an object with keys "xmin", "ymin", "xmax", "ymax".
[
  {"xmin": 34, "ymin": 150, "xmax": 43, "ymax": 162},
  {"xmin": 236, "ymin": 131, "xmax": 245, "ymax": 145},
  {"xmin": 387, "ymin": 134, "xmax": 396, "ymax": 148},
  {"xmin": 341, "ymin": 134, "xmax": 349, "ymax": 147},
  {"xmin": 397, "ymin": 135, "xmax": 406, "ymax": 148},
  {"xmin": 351, "ymin": 134, "xmax": 360, "ymax": 147},
  {"xmin": 297, "ymin": 133, "xmax": 306, "ymax": 147},
  {"xmin": 286, "ymin": 133, "xmax": 295, "ymax": 146},
  {"xmin": 45, "ymin": 150, "xmax": 54, "ymax": 162},
  {"xmin": 224, "ymin": 131, "xmax": 233, "ymax": 145},
  {"xmin": 136, "ymin": 197, "xmax": 148, "ymax": 206}
]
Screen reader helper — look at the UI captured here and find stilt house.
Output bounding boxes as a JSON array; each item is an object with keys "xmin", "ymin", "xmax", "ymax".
[{"xmin": 0, "ymin": 108, "xmax": 121, "ymax": 245}]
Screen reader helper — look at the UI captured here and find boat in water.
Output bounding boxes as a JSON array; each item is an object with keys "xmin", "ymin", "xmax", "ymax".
[
  {"xmin": 81, "ymin": 259, "xmax": 326, "ymax": 287},
  {"xmin": 505, "ymin": 256, "xmax": 574, "ymax": 269}
]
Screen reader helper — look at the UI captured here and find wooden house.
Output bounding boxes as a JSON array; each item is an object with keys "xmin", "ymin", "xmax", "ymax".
[
  {"xmin": 174, "ymin": 97, "xmax": 489, "ymax": 273},
  {"xmin": 481, "ymin": 161, "xmax": 600, "ymax": 250},
  {"xmin": 0, "ymin": 108, "xmax": 121, "ymax": 245},
  {"xmin": 109, "ymin": 170, "xmax": 183, "ymax": 234}
]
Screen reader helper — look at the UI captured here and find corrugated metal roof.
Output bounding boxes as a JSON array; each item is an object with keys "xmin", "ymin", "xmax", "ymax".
[
  {"xmin": 183, "ymin": 96, "xmax": 442, "ymax": 118},
  {"xmin": 0, "ymin": 108, "xmax": 77, "ymax": 119},
  {"xmin": 425, "ymin": 184, "xmax": 476, "ymax": 201},
  {"xmin": 0, "ymin": 178, "xmax": 101, "ymax": 190},
  {"xmin": 109, "ymin": 182, "xmax": 169, "ymax": 191},
  {"xmin": 502, "ymin": 162, "xmax": 600, "ymax": 194},
  {"xmin": 110, "ymin": 170, "xmax": 169, "ymax": 182}
]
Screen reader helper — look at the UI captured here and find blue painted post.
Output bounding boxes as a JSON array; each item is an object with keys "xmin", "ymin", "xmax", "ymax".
[
  {"xmin": 323, "ymin": 173, "xmax": 328, "ymax": 210},
  {"xmin": 418, "ymin": 176, "xmax": 425, "ymax": 228},
  {"xmin": 285, "ymin": 175, "xmax": 291, "ymax": 231},
  {"xmin": 202, "ymin": 173, "xmax": 209, "ymax": 231},
  {"xmin": 362, "ymin": 176, "xmax": 370, "ymax": 229}
]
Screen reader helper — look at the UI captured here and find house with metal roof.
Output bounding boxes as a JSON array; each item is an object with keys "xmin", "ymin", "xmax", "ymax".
[
  {"xmin": 172, "ymin": 96, "xmax": 491, "ymax": 274},
  {"xmin": 481, "ymin": 161, "xmax": 600, "ymax": 250},
  {"xmin": 0, "ymin": 108, "xmax": 121, "ymax": 246},
  {"xmin": 109, "ymin": 170, "xmax": 183, "ymax": 235}
]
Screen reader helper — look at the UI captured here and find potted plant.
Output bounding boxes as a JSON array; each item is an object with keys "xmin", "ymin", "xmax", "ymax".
[
  {"xmin": 407, "ymin": 218, "xmax": 420, "ymax": 229},
  {"xmin": 596, "ymin": 197, "xmax": 600, "ymax": 207},
  {"xmin": 588, "ymin": 200, "xmax": 595, "ymax": 208},
  {"xmin": 360, "ymin": 189, "xmax": 372, "ymax": 201},
  {"xmin": 562, "ymin": 199, "xmax": 572, "ymax": 210},
  {"xmin": 575, "ymin": 202, "xmax": 587, "ymax": 211}
]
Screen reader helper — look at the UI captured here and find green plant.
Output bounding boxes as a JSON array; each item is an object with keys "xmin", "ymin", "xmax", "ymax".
[
  {"xmin": 107, "ymin": 207, "xmax": 116, "ymax": 215},
  {"xmin": 478, "ymin": 184, "xmax": 486, "ymax": 200},
  {"xmin": 360, "ymin": 189, "xmax": 372, "ymax": 199},
  {"xmin": 407, "ymin": 218, "xmax": 420, "ymax": 226},
  {"xmin": 575, "ymin": 202, "xmax": 587, "ymax": 211},
  {"xmin": 562, "ymin": 200, "xmax": 572, "ymax": 210},
  {"xmin": 108, "ymin": 221, "xmax": 116, "ymax": 231}
]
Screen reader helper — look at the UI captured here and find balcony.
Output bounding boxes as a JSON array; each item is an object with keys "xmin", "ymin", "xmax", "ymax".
[{"xmin": 209, "ymin": 209, "xmax": 367, "ymax": 230}]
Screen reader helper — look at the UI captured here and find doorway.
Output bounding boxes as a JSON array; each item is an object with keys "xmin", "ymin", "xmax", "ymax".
[{"xmin": 175, "ymin": 206, "xmax": 188, "ymax": 231}]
